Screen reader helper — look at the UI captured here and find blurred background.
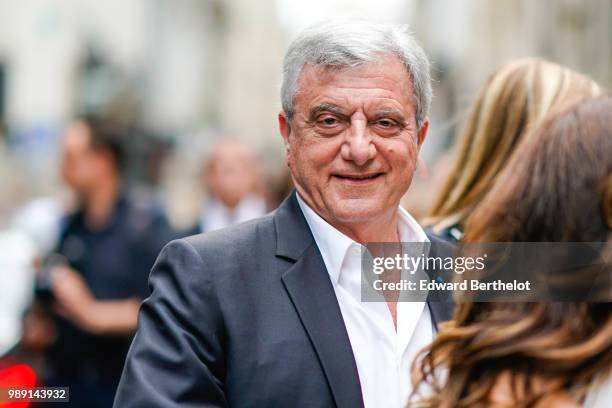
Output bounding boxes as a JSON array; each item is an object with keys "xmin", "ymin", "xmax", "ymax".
[
  {"xmin": 1, "ymin": 0, "xmax": 612, "ymax": 228},
  {"xmin": 0, "ymin": 0, "xmax": 610, "ymax": 404}
]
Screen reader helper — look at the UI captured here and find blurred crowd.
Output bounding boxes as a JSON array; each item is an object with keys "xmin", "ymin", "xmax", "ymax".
[{"xmin": 0, "ymin": 114, "xmax": 293, "ymax": 406}]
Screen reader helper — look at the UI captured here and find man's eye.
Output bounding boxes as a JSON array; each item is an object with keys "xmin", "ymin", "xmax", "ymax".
[
  {"xmin": 377, "ymin": 119, "xmax": 396, "ymax": 128},
  {"xmin": 319, "ymin": 117, "xmax": 338, "ymax": 126}
]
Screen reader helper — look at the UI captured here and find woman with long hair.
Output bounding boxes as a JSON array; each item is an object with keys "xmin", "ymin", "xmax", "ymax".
[
  {"xmin": 410, "ymin": 95, "xmax": 612, "ymax": 407},
  {"xmin": 425, "ymin": 58, "xmax": 601, "ymax": 241}
]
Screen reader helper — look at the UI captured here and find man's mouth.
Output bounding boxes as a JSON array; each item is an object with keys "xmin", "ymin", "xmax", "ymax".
[{"xmin": 332, "ymin": 173, "xmax": 384, "ymax": 184}]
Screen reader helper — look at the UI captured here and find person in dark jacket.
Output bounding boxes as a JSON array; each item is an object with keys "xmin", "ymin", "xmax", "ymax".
[{"xmin": 33, "ymin": 116, "xmax": 174, "ymax": 407}]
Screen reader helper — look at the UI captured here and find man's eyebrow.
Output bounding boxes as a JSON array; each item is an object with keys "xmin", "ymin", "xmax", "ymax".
[
  {"xmin": 372, "ymin": 108, "xmax": 406, "ymax": 118},
  {"xmin": 371, "ymin": 108, "xmax": 408, "ymax": 125},
  {"xmin": 308, "ymin": 103, "xmax": 347, "ymax": 120}
]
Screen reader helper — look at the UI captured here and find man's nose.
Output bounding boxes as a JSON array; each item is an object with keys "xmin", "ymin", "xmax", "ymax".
[{"xmin": 341, "ymin": 120, "xmax": 376, "ymax": 166}]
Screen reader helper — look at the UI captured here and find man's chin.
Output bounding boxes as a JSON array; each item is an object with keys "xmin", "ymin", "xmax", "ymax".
[{"xmin": 329, "ymin": 198, "xmax": 386, "ymax": 224}]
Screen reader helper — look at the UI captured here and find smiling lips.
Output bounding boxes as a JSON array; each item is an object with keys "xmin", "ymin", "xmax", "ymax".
[{"xmin": 332, "ymin": 172, "xmax": 384, "ymax": 185}]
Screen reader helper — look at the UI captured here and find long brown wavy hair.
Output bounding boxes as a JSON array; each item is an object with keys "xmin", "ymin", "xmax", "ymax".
[
  {"xmin": 410, "ymin": 95, "xmax": 612, "ymax": 407},
  {"xmin": 424, "ymin": 59, "xmax": 601, "ymax": 235}
]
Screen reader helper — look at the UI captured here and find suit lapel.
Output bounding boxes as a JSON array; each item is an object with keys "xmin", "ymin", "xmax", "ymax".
[
  {"xmin": 425, "ymin": 233, "xmax": 456, "ymax": 329},
  {"xmin": 427, "ymin": 301, "xmax": 454, "ymax": 330},
  {"xmin": 275, "ymin": 193, "xmax": 364, "ymax": 408}
]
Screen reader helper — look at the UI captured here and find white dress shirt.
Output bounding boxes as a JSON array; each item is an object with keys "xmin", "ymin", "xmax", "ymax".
[{"xmin": 297, "ymin": 194, "xmax": 434, "ymax": 408}]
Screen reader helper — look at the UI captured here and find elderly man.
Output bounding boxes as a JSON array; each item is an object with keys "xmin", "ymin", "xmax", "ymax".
[{"xmin": 114, "ymin": 20, "xmax": 451, "ymax": 408}]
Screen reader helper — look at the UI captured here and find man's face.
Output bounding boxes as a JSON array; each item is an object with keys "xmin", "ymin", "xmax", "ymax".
[
  {"xmin": 205, "ymin": 143, "xmax": 259, "ymax": 209},
  {"xmin": 60, "ymin": 121, "xmax": 101, "ymax": 195},
  {"xmin": 279, "ymin": 55, "xmax": 428, "ymax": 228}
]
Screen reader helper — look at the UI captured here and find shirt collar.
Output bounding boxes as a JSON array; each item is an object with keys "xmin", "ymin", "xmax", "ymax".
[{"xmin": 296, "ymin": 193, "xmax": 429, "ymax": 285}]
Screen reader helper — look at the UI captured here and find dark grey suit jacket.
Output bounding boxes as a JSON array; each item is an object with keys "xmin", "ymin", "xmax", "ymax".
[{"xmin": 113, "ymin": 192, "xmax": 454, "ymax": 408}]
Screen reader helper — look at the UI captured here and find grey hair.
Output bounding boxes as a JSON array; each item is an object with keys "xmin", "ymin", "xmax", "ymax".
[{"xmin": 281, "ymin": 19, "xmax": 432, "ymax": 129}]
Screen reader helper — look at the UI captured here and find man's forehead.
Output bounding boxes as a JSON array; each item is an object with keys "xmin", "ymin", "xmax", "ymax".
[
  {"xmin": 298, "ymin": 55, "xmax": 408, "ymax": 84},
  {"xmin": 294, "ymin": 57, "xmax": 415, "ymax": 115},
  {"xmin": 63, "ymin": 121, "xmax": 91, "ymax": 151}
]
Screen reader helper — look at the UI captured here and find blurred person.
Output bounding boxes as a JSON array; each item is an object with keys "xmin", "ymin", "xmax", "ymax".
[
  {"xmin": 0, "ymin": 229, "xmax": 37, "ymax": 357},
  {"xmin": 0, "ymin": 204, "xmax": 62, "ymax": 402},
  {"xmin": 424, "ymin": 58, "xmax": 601, "ymax": 241},
  {"xmin": 186, "ymin": 140, "xmax": 267, "ymax": 235},
  {"xmin": 114, "ymin": 20, "xmax": 453, "ymax": 408},
  {"xmin": 27, "ymin": 116, "xmax": 174, "ymax": 407},
  {"xmin": 410, "ymin": 95, "xmax": 612, "ymax": 407}
]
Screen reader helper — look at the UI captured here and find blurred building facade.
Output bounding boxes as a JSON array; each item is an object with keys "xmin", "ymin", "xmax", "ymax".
[
  {"xmin": 411, "ymin": 0, "xmax": 612, "ymax": 161},
  {"xmin": 0, "ymin": 0, "xmax": 610, "ymax": 225},
  {"xmin": 0, "ymin": 0, "xmax": 285, "ymax": 227}
]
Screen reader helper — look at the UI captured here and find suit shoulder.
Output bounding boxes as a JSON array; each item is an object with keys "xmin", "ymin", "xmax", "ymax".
[{"xmin": 182, "ymin": 213, "xmax": 275, "ymax": 259}]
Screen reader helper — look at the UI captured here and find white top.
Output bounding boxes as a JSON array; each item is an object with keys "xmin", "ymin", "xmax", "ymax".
[
  {"xmin": 0, "ymin": 228, "xmax": 36, "ymax": 355},
  {"xmin": 297, "ymin": 194, "xmax": 434, "ymax": 408},
  {"xmin": 585, "ymin": 376, "xmax": 612, "ymax": 408},
  {"xmin": 199, "ymin": 194, "xmax": 267, "ymax": 232}
]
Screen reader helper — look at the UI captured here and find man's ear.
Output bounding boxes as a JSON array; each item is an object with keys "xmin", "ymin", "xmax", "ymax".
[
  {"xmin": 417, "ymin": 117, "xmax": 429, "ymax": 148},
  {"xmin": 279, "ymin": 111, "xmax": 291, "ymax": 141},
  {"xmin": 278, "ymin": 111, "xmax": 292, "ymax": 162}
]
